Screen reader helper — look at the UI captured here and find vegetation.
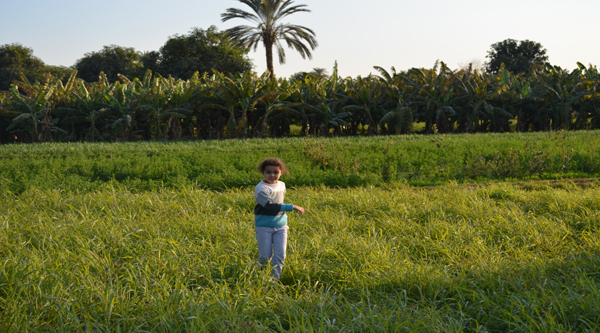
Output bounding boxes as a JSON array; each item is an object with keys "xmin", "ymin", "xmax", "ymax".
[
  {"xmin": 2, "ymin": 60, "xmax": 600, "ymax": 143},
  {"xmin": 142, "ymin": 26, "xmax": 253, "ymax": 80},
  {"xmin": 0, "ymin": 131, "xmax": 599, "ymax": 194},
  {"xmin": 0, "ymin": 25, "xmax": 252, "ymax": 89},
  {"xmin": 1, "ymin": 133, "xmax": 599, "ymax": 331},
  {"xmin": 2, "ymin": 181, "xmax": 600, "ymax": 331},
  {"xmin": 74, "ymin": 45, "xmax": 145, "ymax": 83},
  {"xmin": 485, "ymin": 39, "xmax": 549, "ymax": 75},
  {"xmin": 2, "ymin": 7, "xmax": 598, "ymax": 329},
  {"xmin": 0, "ymin": 44, "xmax": 51, "ymax": 91},
  {"xmin": 222, "ymin": 0, "xmax": 318, "ymax": 77}
]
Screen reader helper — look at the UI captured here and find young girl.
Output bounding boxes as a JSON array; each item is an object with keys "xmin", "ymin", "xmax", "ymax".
[{"xmin": 254, "ymin": 158, "xmax": 304, "ymax": 281}]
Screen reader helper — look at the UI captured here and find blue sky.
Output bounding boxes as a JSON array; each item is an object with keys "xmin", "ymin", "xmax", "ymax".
[{"xmin": 1, "ymin": 0, "xmax": 598, "ymax": 78}]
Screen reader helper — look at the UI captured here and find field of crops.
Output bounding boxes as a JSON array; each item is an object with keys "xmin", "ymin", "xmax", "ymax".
[
  {"xmin": 1, "ymin": 132, "xmax": 600, "ymax": 332},
  {"xmin": 1, "ymin": 130, "xmax": 600, "ymax": 194}
]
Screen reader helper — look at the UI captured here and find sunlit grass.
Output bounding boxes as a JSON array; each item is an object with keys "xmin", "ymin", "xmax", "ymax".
[
  {"xmin": 2, "ymin": 183, "xmax": 599, "ymax": 331},
  {"xmin": 1, "ymin": 130, "xmax": 600, "ymax": 194}
]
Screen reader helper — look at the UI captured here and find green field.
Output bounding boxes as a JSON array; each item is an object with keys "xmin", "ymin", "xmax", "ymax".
[
  {"xmin": 2, "ymin": 132, "xmax": 600, "ymax": 332},
  {"xmin": 1, "ymin": 130, "xmax": 600, "ymax": 193}
]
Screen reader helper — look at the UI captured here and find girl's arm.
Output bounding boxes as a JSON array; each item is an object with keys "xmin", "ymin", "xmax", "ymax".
[{"xmin": 293, "ymin": 205, "xmax": 305, "ymax": 215}]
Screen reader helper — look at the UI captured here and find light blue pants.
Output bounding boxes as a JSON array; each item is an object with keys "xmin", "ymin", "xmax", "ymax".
[{"xmin": 255, "ymin": 225, "xmax": 289, "ymax": 280}]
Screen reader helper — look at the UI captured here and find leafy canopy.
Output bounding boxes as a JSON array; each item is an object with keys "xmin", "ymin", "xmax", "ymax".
[
  {"xmin": 485, "ymin": 39, "xmax": 549, "ymax": 75},
  {"xmin": 222, "ymin": 0, "xmax": 318, "ymax": 77},
  {"xmin": 0, "ymin": 43, "xmax": 46, "ymax": 91},
  {"xmin": 74, "ymin": 45, "xmax": 144, "ymax": 83},
  {"xmin": 148, "ymin": 26, "xmax": 253, "ymax": 80}
]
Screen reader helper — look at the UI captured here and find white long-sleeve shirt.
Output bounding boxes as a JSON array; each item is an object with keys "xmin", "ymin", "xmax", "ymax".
[{"xmin": 254, "ymin": 180, "xmax": 294, "ymax": 227}]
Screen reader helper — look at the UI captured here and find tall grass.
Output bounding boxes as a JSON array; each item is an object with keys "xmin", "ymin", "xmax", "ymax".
[
  {"xmin": 1, "ymin": 130, "xmax": 600, "ymax": 193},
  {"xmin": 2, "ymin": 183, "xmax": 599, "ymax": 331}
]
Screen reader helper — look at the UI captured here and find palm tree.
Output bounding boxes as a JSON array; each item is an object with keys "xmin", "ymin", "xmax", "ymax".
[{"xmin": 222, "ymin": 0, "xmax": 318, "ymax": 78}]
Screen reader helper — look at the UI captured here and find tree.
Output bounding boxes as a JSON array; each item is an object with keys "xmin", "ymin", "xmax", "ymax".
[
  {"xmin": 485, "ymin": 39, "xmax": 549, "ymax": 75},
  {"xmin": 152, "ymin": 26, "xmax": 253, "ymax": 79},
  {"xmin": 0, "ymin": 43, "xmax": 46, "ymax": 90},
  {"xmin": 222, "ymin": 0, "xmax": 318, "ymax": 78},
  {"xmin": 290, "ymin": 67, "xmax": 329, "ymax": 81},
  {"xmin": 74, "ymin": 45, "xmax": 143, "ymax": 83},
  {"xmin": 44, "ymin": 65, "xmax": 73, "ymax": 81}
]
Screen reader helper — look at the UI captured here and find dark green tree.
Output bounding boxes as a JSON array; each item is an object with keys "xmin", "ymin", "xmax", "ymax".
[
  {"xmin": 0, "ymin": 43, "xmax": 46, "ymax": 90},
  {"xmin": 74, "ymin": 45, "xmax": 143, "ymax": 83},
  {"xmin": 153, "ymin": 26, "xmax": 253, "ymax": 79},
  {"xmin": 44, "ymin": 65, "xmax": 73, "ymax": 81},
  {"xmin": 141, "ymin": 51, "xmax": 162, "ymax": 75},
  {"xmin": 485, "ymin": 39, "xmax": 549, "ymax": 75},
  {"xmin": 290, "ymin": 67, "xmax": 329, "ymax": 81},
  {"xmin": 222, "ymin": 0, "xmax": 318, "ymax": 78}
]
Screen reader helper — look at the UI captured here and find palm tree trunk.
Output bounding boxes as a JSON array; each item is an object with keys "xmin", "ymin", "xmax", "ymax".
[{"xmin": 265, "ymin": 40, "xmax": 275, "ymax": 78}]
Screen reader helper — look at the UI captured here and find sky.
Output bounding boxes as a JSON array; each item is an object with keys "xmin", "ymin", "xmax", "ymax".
[{"xmin": 1, "ymin": 0, "xmax": 599, "ymax": 78}]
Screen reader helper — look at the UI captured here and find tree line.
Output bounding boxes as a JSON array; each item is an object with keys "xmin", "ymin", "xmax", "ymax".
[
  {"xmin": 1, "ymin": 60, "xmax": 599, "ymax": 143},
  {"xmin": 0, "ymin": 26, "xmax": 253, "ymax": 91},
  {"xmin": 4, "ymin": 0, "xmax": 584, "ymax": 144}
]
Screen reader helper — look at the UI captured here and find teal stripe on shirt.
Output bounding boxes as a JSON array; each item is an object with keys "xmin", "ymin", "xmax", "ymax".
[{"xmin": 254, "ymin": 204, "xmax": 293, "ymax": 227}]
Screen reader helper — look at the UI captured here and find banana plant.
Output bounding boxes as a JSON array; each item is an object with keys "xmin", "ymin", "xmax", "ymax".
[
  {"xmin": 103, "ymin": 78, "xmax": 149, "ymax": 140},
  {"xmin": 402, "ymin": 61, "xmax": 463, "ymax": 133},
  {"xmin": 201, "ymin": 73, "xmax": 239, "ymax": 138},
  {"xmin": 138, "ymin": 74, "xmax": 195, "ymax": 139},
  {"xmin": 255, "ymin": 78, "xmax": 299, "ymax": 137},
  {"xmin": 203, "ymin": 71, "xmax": 272, "ymax": 138},
  {"xmin": 341, "ymin": 76, "xmax": 384, "ymax": 135},
  {"xmin": 456, "ymin": 68, "xmax": 512, "ymax": 132},
  {"xmin": 378, "ymin": 100, "xmax": 413, "ymax": 134},
  {"xmin": 305, "ymin": 93, "xmax": 351, "ymax": 136},
  {"xmin": 532, "ymin": 64, "xmax": 586, "ymax": 130},
  {"xmin": 374, "ymin": 66, "xmax": 415, "ymax": 134},
  {"xmin": 575, "ymin": 62, "xmax": 600, "ymax": 129},
  {"xmin": 5, "ymin": 76, "xmax": 64, "ymax": 142},
  {"xmin": 285, "ymin": 74, "xmax": 328, "ymax": 136},
  {"xmin": 58, "ymin": 78, "xmax": 111, "ymax": 141}
]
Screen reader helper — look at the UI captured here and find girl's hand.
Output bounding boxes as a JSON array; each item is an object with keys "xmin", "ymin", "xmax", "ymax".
[{"xmin": 293, "ymin": 205, "xmax": 305, "ymax": 215}]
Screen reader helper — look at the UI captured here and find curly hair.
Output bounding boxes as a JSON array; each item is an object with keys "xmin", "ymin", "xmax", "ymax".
[{"xmin": 257, "ymin": 157, "xmax": 289, "ymax": 175}]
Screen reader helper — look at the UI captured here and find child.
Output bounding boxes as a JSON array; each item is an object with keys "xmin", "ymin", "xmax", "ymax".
[{"xmin": 254, "ymin": 157, "xmax": 305, "ymax": 281}]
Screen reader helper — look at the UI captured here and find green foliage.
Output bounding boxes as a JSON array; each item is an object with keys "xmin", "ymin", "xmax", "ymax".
[
  {"xmin": 3, "ymin": 74, "xmax": 72, "ymax": 142},
  {"xmin": 74, "ymin": 45, "xmax": 144, "ymax": 83},
  {"xmin": 2, "ymin": 183, "xmax": 600, "ymax": 331},
  {"xmin": 289, "ymin": 67, "xmax": 330, "ymax": 81},
  {"xmin": 43, "ymin": 65, "xmax": 74, "ymax": 82},
  {"xmin": 1, "ymin": 60, "xmax": 600, "ymax": 142},
  {"xmin": 58, "ymin": 77, "xmax": 110, "ymax": 142},
  {"xmin": 486, "ymin": 39, "xmax": 549, "ymax": 75},
  {"xmin": 222, "ymin": 0, "xmax": 318, "ymax": 77},
  {"xmin": 203, "ymin": 71, "xmax": 274, "ymax": 138},
  {"xmin": 0, "ymin": 43, "xmax": 46, "ymax": 91},
  {"xmin": 152, "ymin": 26, "xmax": 253, "ymax": 80},
  {"xmin": 1, "ymin": 131, "xmax": 600, "ymax": 194}
]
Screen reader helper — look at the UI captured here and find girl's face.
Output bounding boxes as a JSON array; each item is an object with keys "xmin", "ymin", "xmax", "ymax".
[{"xmin": 262, "ymin": 165, "xmax": 282, "ymax": 184}]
